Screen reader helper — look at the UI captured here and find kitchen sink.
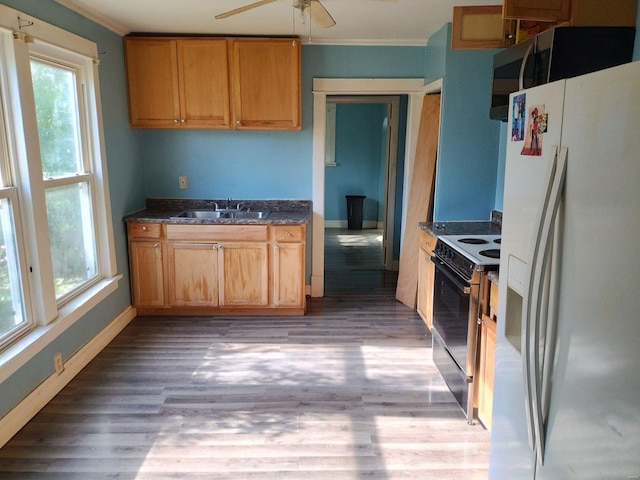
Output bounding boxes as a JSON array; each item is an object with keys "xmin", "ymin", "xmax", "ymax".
[{"xmin": 171, "ymin": 210, "xmax": 270, "ymax": 219}]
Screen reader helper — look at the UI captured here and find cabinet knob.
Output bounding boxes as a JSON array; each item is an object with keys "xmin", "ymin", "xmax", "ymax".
[
  {"xmin": 153, "ymin": 243, "xmax": 159, "ymax": 248},
  {"xmin": 236, "ymin": 120, "xmax": 241, "ymax": 126},
  {"xmin": 142, "ymin": 226, "xmax": 147, "ymax": 231},
  {"xmin": 173, "ymin": 119, "xmax": 179, "ymax": 124},
  {"xmin": 181, "ymin": 119, "xmax": 185, "ymax": 123},
  {"xmin": 285, "ymin": 231, "xmax": 292, "ymax": 237}
]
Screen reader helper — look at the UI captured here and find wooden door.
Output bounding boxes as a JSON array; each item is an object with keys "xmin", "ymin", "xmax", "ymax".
[
  {"xmin": 167, "ymin": 242, "xmax": 219, "ymax": 306},
  {"xmin": 177, "ymin": 39, "xmax": 231, "ymax": 128},
  {"xmin": 503, "ymin": 0, "xmax": 570, "ymax": 22},
  {"xmin": 219, "ymin": 243, "xmax": 269, "ymax": 306},
  {"xmin": 125, "ymin": 38, "xmax": 180, "ymax": 127},
  {"xmin": 230, "ymin": 38, "xmax": 301, "ymax": 130},
  {"xmin": 395, "ymin": 94, "xmax": 441, "ymax": 309},
  {"xmin": 129, "ymin": 240, "xmax": 165, "ymax": 307}
]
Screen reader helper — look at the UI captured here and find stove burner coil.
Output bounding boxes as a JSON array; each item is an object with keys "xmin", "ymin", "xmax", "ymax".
[
  {"xmin": 458, "ymin": 238, "xmax": 489, "ymax": 244},
  {"xmin": 479, "ymin": 249, "xmax": 500, "ymax": 259}
]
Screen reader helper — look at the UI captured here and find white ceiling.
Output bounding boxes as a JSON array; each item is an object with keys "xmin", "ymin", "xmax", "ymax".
[{"xmin": 55, "ymin": 0, "xmax": 502, "ymax": 46}]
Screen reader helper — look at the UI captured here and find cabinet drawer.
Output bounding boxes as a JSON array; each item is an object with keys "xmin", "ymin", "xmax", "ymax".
[
  {"xmin": 166, "ymin": 224, "xmax": 268, "ymax": 241},
  {"xmin": 272, "ymin": 225, "xmax": 304, "ymax": 242},
  {"xmin": 419, "ymin": 230, "xmax": 437, "ymax": 254},
  {"xmin": 128, "ymin": 222, "xmax": 162, "ymax": 239}
]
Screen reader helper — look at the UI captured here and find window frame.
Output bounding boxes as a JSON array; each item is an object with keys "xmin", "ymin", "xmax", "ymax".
[{"xmin": 0, "ymin": 6, "xmax": 120, "ymax": 365}]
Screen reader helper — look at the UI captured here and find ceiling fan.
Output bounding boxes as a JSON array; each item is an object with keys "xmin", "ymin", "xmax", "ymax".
[{"xmin": 215, "ymin": 0, "xmax": 399, "ymax": 29}]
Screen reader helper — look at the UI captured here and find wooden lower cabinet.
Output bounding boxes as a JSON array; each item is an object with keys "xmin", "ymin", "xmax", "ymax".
[
  {"xmin": 128, "ymin": 222, "xmax": 305, "ymax": 315},
  {"xmin": 167, "ymin": 242, "xmax": 219, "ymax": 306},
  {"xmin": 129, "ymin": 240, "xmax": 165, "ymax": 307},
  {"xmin": 219, "ymin": 242, "xmax": 269, "ymax": 306},
  {"xmin": 477, "ymin": 278, "xmax": 499, "ymax": 430},
  {"xmin": 478, "ymin": 314, "xmax": 497, "ymax": 430},
  {"xmin": 416, "ymin": 230, "xmax": 437, "ymax": 329}
]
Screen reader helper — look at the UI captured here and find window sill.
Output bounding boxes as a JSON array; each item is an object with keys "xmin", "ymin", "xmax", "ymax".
[{"xmin": 0, "ymin": 274, "xmax": 122, "ymax": 384}]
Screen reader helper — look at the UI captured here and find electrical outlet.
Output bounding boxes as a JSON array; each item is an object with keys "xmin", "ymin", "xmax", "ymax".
[
  {"xmin": 54, "ymin": 352, "xmax": 64, "ymax": 375},
  {"xmin": 178, "ymin": 175, "xmax": 188, "ymax": 189}
]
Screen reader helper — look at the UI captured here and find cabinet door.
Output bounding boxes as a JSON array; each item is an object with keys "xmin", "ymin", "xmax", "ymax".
[
  {"xmin": 125, "ymin": 38, "xmax": 180, "ymax": 127},
  {"xmin": 503, "ymin": 0, "xmax": 570, "ymax": 22},
  {"xmin": 219, "ymin": 243, "xmax": 269, "ymax": 306},
  {"xmin": 273, "ymin": 242, "xmax": 305, "ymax": 307},
  {"xmin": 167, "ymin": 242, "xmax": 219, "ymax": 306},
  {"xmin": 129, "ymin": 240, "xmax": 165, "ymax": 307},
  {"xmin": 416, "ymin": 247, "xmax": 435, "ymax": 329},
  {"xmin": 230, "ymin": 38, "xmax": 301, "ymax": 130},
  {"xmin": 177, "ymin": 39, "xmax": 231, "ymax": 128},
  {"xmin": 477, "ymin": 316, "xmax": 497, "ymax": 430},
  {"xmin": 451, "ymin": 6, "xmax": 516, "ymax": 49}
]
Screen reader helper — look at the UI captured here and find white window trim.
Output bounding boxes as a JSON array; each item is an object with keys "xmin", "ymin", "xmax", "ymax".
[{"xmin": 0, "ymin": 6, "xmax": 121, "ymax": 374}]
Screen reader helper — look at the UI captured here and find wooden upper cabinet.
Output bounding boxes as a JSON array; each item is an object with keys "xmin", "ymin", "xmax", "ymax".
[
  {"xmin": 125, "ymin": 37, "xmax": 230, "ymax": 128},
  {"xmin": 503, "ymin": 0, "xmax": 570, "ymax": 22},
  {"xmin": 230, "ymin": 38, "xmax": 301, "ymax": 130},
  {"xmin": 504, "ymin": 0, "xmax": 637, "ymax": 25},
  {"xmin": 452, "ymin": 6, "xmax": 516, "ymax": 49},
  {"xmin": 125, "ymin": 38, "xmax": 180, "ymax": 127},
  {"xmin": 177, "ymin": 39, "xmax": 230, "ymax": 128}
]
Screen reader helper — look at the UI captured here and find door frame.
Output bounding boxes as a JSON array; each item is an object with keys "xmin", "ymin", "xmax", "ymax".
[
  {"xmin": 311, "ymin": 78, "xmax": 427, "ymax": 297},
  {"xmin": 325, "ymin": 95, "xmax": 399, "ymax": 271}
]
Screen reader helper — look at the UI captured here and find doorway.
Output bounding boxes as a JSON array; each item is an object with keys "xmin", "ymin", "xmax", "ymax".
[
  {"xmin": 323, "ymin": 95, "xmax": 400, "ymax": 293},
  {"xmin": 311, "ymin": 78, "xmax": 427, "ymax": 297}
]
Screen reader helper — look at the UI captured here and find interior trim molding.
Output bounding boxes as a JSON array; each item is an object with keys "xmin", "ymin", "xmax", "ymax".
[
  {"xmin": 311, "ymin": 78, "xmax": 426, "ymax": 297},
  {"xmin": 0, "ymin": 306, "xmax": 137, "ymax": 449}
]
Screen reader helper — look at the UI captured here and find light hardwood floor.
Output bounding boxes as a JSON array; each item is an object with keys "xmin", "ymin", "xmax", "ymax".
[{"xmin": 0, "ymin": 229, "xmax": 490, "ymax": 479}]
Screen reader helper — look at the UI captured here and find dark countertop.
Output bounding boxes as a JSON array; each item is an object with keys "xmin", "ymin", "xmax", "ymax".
[{"xmin": 123, "ymin": 198, "xmax": 311, "ymax": 225}]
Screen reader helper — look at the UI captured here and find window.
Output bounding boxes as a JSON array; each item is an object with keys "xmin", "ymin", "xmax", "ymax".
[
  {"xmin": 0, "ymin": 7, "xmax": 118, "ymax": 353},
  {"xmin": 31, "ymin": 56, "xmax": 98, "ymax": 301}
]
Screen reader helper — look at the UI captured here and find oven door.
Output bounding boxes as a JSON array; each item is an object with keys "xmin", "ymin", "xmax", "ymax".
[{"xmin": 431, "ymin": 257, "xmax": 479, "ymax": 377}]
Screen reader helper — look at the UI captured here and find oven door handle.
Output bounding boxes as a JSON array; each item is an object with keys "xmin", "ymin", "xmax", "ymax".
[{"xmin": 433, "ymin": 258, "xmax": 471, "ymax": 294}]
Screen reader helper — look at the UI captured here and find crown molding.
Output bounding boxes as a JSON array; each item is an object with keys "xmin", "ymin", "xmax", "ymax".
[{"xmin": 54, "ymin": 0, "xmax": 130, "ymax": 36}]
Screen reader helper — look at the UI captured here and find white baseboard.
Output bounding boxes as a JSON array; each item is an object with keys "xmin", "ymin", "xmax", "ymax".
[
  {"xmin": 324, "ymin": 220, "xmax": 381, "ymax": 229},
  {"xmin": 0, "ymin": 306, "xmax": 137, "ymax": 448}
]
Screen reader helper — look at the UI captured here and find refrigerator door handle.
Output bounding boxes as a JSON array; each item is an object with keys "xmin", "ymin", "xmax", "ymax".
[{"xmin": 526, "ymin": 146, "xmax": 568, "ymax": 465}]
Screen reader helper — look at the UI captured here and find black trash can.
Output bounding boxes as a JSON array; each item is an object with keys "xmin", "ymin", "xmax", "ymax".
[{"xmin": 345, "ymin": 195, "xmax": 366, "ymax": 230}]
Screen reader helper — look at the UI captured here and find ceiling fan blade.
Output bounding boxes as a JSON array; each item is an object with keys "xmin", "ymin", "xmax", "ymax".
[
  {"xmin": 215, "ymin": 0, "xmax": 278, "ymax": 20},
  {"xmin": 309, "ymin": 0, "xmax": 336, "ymax": 28}
]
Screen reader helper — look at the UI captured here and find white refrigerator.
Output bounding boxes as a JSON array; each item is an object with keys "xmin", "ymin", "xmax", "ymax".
[{"xmin": 489, "ymin": 60, "xmax": 640, "ymax": 480}]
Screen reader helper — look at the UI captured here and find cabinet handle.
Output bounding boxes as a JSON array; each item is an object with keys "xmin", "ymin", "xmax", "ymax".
[{"xmin": 285, "ymin": 231, "xmax": 292, "ymax": 237}]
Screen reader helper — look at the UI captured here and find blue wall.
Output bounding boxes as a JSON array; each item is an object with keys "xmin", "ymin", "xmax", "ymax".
[
  {"xmin": 0, "ymin": 0, "xmax": 143, "ymax": 418},
  {"xmin": 426, "ymin": 24, "xmax": 502, "ymax": 221},
  {"xmin": 142, "ymin": 45, "xmax": 425, "ymax": 200},
  {"xmin": 325, "ymin": 103, "xmax": 387, "ymax": 223}
]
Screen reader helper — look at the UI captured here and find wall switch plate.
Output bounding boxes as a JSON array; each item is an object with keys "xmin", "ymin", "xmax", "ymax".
[
  {"xmin": 178, "ymin": 175, "xmax": 188, "ymax": 189},
  {"xmin": 54, "ymin": 352, "xmax": 64, "ymax": 375}
]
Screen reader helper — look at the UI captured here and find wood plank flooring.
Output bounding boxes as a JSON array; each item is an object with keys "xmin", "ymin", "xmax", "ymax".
[{"xmin": 0, "ymin": 229, "xmax": 490, "ymax": 479}]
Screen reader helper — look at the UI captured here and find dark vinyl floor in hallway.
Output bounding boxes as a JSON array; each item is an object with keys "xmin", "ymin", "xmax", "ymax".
[{"xmin": 0, "ymin": 229, "xmax": 490, "ymax": 479}]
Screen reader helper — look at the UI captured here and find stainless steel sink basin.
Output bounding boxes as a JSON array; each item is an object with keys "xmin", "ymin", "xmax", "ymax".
[
  {"xmin": 171, "ymin": 210, "xmax": 270, "ymax": 220},
  {"xmin": 228, "ymin": 211, "xmax": 270, "ymax": 219}
]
